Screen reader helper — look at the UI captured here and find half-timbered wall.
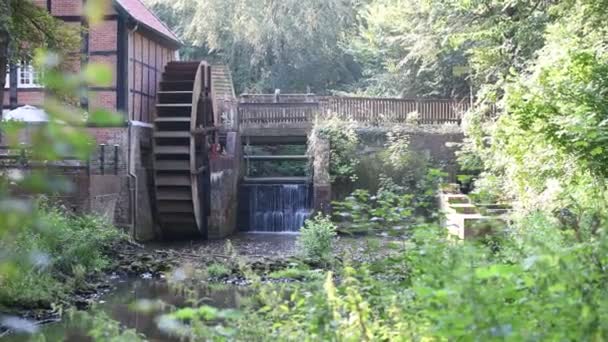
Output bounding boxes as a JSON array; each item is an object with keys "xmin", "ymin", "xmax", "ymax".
[
  {"xmin": 128, "ymin": 31, "xmax": 175, "ymax": 123},
  {"xmin": 4, "ymin": 0, "xmax": 118, "ymax": 112},
  {"xmin": 5, "ymin": 0, "xmax": 179, "ymax": 124}
]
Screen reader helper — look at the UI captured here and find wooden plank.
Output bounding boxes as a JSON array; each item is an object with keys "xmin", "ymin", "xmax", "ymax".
[
  {"xmin": 157, "ymin": 189, "xmax": 192, "ymax": 200},
  {"xmin": 155, "ymin": 160, "xmax": 190, "ymax": 170},
  {"xmin": 154, "ymin": 131, "xmax": 190, "ymax": 138},
  {"xmin": 158, "ymin": 201, "xmax": 194, "ymax": 213},
  {"xmin": 155, "ymin": 146, "xmax": 189, "ymax": 154},
  {"xmin": 155, "ymin": 175, "xmax": 190, "ymax": 186}
]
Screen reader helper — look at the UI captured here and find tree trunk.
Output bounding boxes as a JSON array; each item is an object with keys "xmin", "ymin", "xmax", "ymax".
[{"xmin": 0, "ymin": 0, "xmax": 11, "ymax": 116}]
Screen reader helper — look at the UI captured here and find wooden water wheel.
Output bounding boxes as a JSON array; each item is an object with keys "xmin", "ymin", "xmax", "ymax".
[{"xmin": 153, "ymin": 61, "xmax": 215, "ymax": 239}]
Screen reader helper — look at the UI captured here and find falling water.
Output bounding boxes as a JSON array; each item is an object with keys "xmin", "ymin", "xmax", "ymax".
[{"xmin": 244, "ymin": 184, "xmax": 312, "ymax": 232}]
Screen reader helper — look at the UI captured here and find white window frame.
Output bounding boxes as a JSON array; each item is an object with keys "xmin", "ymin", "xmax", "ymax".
[{"xmin": 4, "ymin": 62, "xmax": 42, "ymax": 89}]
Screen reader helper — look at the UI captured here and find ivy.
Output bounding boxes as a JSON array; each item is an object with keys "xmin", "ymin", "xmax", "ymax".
[{"xmin": 309, "ymin": 115, "xmax": 360, "ymax": 183}]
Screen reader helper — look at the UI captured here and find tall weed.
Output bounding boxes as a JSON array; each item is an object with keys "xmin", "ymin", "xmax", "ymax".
[{"xmin": 0, "ymin": 205, "xmax": 124, "ymax": 309}]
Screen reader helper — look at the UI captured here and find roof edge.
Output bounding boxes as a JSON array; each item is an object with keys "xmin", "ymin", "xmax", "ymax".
[{"xmin": 113, "ymin": 0, "xmax": 182, "ymax": 48}]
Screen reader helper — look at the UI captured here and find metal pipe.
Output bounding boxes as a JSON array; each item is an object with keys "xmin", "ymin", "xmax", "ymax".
[
  {"xmin": 114, "ymin": 144, "xmax": 119, "ymax": 175},
  {"xmin": 127, "ymin": 22, "xmax": 140, "ymax": 240},
  {"xmin": 127, "ymin": 121, "xmax": 138, "ymax": 240}
]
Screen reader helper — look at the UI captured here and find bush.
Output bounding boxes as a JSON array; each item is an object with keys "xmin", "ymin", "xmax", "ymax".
[
  {"xmin": 267, "ymin": 265, "xmax": 324, "ymax": 281},
  {"xmin": 297, "ymin": 214, "xmax": 337, "ymax": 265},
  {"xmin": 212, "ymin": 213, "xmax": 608, "ymax": 340},
  {"xmin": 309, "ymin": 115, "xmax": 360, "ymax": 183},
  {"xmin": 0, "ymin": 205, "xmax": 125, "ymax": 309},
  {"xmin": 206, "ymin": 263, "xmax": 231, "ymax": 278}
]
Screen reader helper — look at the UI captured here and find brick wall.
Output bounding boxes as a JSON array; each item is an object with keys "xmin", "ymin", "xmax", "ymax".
[
  {"xmin": 7, "ymin": 0, "xmax": 178, "ymax": 121},
  {"xmin": 51, "ymin": 0, "xmax": 82, "ymax": 16}
]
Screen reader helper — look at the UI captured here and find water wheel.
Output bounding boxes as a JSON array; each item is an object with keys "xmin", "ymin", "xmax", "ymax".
[{"xmin": 152, "ymin": 61, "xmax": 215, "ymax": 239}]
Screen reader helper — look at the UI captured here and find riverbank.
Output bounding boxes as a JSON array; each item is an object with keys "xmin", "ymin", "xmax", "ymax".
[{"xmin": 1, "ymin": 230, "xmax": 403, "ymax": 339}]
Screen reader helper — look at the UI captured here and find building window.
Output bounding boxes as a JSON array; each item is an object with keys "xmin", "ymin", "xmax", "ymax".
[
  {"xmin": 18, "ymin": 63, "xmax": 41, "ymax": 88},
  {"xmin": 4, "ymin": 62, "xmax": 42, "ymax": 88}
]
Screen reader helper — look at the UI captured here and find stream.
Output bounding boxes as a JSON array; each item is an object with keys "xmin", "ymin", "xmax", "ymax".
[
  {"xmin": 2, "ymin": 232, "xmax": 398, "ymax": 340},
  {"xmin": 3, "ymin": 275, "xmax": 247, "ymax": 341},
  {"xmin": 2, "ymin": 232, "xmax": 299, "ymax": 341}
]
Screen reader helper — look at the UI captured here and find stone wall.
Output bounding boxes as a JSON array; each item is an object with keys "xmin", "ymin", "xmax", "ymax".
[
  {"xmin": 320, "ymin": 125, "xmax": 464, "ymax": 202},
  {"xmin": 312, "ymin": 136, "xmax": 331, "ymax": 213},
  {"xmin": 88, "ymin": 124, "xmax": 158, "ymax": 241},
  {"xmin": 208, "ymin": 132, "xmax": 241, "ymax": 239}
]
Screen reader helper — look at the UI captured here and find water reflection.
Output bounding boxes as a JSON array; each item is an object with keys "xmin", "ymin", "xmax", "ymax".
[{"xmin": 4, "ymin": 278, "xmax": 247, "ymax": 341}]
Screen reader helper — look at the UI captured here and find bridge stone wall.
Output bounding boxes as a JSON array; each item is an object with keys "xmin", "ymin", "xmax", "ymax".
[
  {"xmin": 208, "ymin": 131, "xmax": 242, "ymax": 239},
  {"xmin": 328, "ymin": 126, "xmax": 464, "ymax": 201}
]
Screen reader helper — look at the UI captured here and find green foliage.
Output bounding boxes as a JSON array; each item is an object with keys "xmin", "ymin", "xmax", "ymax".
[
  {"xmin": 267, "ymin": 266, "xmax": 323, "ymax": 281},
  {"xmin": 206, "ymin": 263, "xmax": 231, "ymax": 278},
  {"xmin": 334, "ymin": 166, "xmax": 446, "ymax": 234},
  {"xmin": 346, "ymin": 0, "xmax": 471, "ymax": 97},
  {"xmin": 461, "ymin": 0, "xmax": 608, "ymax": 216},
  {"xmin": 297, "ymin": 214, "xmax": 337, "ymax": 265},
  {"xmin": 507, "ymin": 50, "xmax": 608, "ymax": 178},
  {"xmin": 6, "ymin": 0, "xmax": 81, "ymax": 62},
  {"xmin": 188, "ymin": 212, "xmax": 608, "ymax": 340},
  {"xmin": 310, "ymin": 115, "xmax": 360, "ymax": 183},
  {"xmin": 68, "ymin": 310, "xmax": 143, "ymax": 342},
  {"xmin": 333, "ymin": 189, "xmax": 415, "ymax": 234},
  {"xmin": 146, "ymin": 0, "xmax": 360, "ymax": 93},
  {"xmin": 0, "ymin": 0, "xmax": 122, "ymax": 291},
  {"xmin": 0, "ymin": 205, "xmax": 124, "ymax": 309}
]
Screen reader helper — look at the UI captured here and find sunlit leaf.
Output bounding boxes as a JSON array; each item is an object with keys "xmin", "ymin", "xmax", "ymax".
[
  {"xmin": 83, "ymin": 64, "xmax": 113, "ymax": 87},
  {"xmin": 88, "ymin": 109, "xmax": 124, "ymax": 126}
]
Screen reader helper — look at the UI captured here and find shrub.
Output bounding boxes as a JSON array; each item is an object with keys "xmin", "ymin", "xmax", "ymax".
[
  {"xmin": 309, "ymin": 115, "xmax": 360, "ymax": 183},
  {"xmin": 267, "ymin": 266, "xmax": 323, "ymax": 281},
  {"xmin": 297, "ymin": 214, "xmax": 337, "ymax": 265},
  {"xmin": 0, "ymin": 204, "xmax": 125, "ymax": 309},
  {"xmin": 206, "ymin": 263, "xmax": 231, "ymax": 278}
]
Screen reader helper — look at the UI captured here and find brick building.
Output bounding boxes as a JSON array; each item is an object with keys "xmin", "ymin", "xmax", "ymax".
[
  {"xmin": 4, "ymin": 0, "xmax": 181, "ymax": 120},
  {"xmin": 4, "ymin": 0, "xmax": 183, "ymax": 239}
]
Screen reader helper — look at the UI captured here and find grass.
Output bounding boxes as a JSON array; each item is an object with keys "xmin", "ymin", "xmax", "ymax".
[
  {"xmin": 0, "ymin": 204, "xmax": 125, "ymax": 310},
  {"xmin": 206, "ymin": 263, "xmax": 231, "ymax": 278},
  {"xmin": 267, "ymin": 266, "xmax": 323, "ymax": 281}
]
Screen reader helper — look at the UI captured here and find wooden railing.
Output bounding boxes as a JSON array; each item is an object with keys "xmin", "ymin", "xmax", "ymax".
[
  {"xmin": 240, "ymin": 93, "xmax": 316, "ymax": 103},
  {"xmin": 239, "ymin": 96, "xmax": 472, "ymax": 126},
  {"xmin": 322, "ymin": 97, "xmax": 469, "ymax": 124},
  {"xmin": 238, "ymin": 102, "xmax": 320, "ymax": 125}
]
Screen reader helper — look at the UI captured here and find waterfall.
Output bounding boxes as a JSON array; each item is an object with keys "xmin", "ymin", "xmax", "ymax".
[{"xmin": 243, "ymin": 183, "xmax": 312, "ymax": 232}]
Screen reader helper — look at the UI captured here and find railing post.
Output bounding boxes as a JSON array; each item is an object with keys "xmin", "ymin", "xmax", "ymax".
[
  {"xmin": 99, "ymin": 143, "xmax": 105, "ymax": 175},
  {"xmin": 19, "ymin": 144, "xmax": 27, "ymax": 168},
  {"xmin": 114, "ymin": 144, "xmax": 119, "ymax": 175}
]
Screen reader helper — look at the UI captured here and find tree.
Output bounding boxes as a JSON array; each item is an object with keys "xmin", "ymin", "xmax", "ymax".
[
  {"xmin": 146, "ymin": 0, "xmax": 361, "ymax": 94},
  {"xmin": 0, "ymin": 0, "xmax": 80, "ymax": 108},
  {"xmin": 346, "ymin": 0, "xmax": 470, "ymax": 98}
]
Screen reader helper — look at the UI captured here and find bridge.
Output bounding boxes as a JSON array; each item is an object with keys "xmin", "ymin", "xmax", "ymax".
[
  {"xmin": 234, "ymin": 93, "xmax": 470, "ymax": 233},
  {"xmin": 237, "ymin": 93, "xmax": 470, "ymax": 147}
]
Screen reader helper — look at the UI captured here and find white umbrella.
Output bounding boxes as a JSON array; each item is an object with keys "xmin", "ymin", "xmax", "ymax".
[{"xmin": 2, "ymin": 105, "xmax": 48, "ymax": 122}]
